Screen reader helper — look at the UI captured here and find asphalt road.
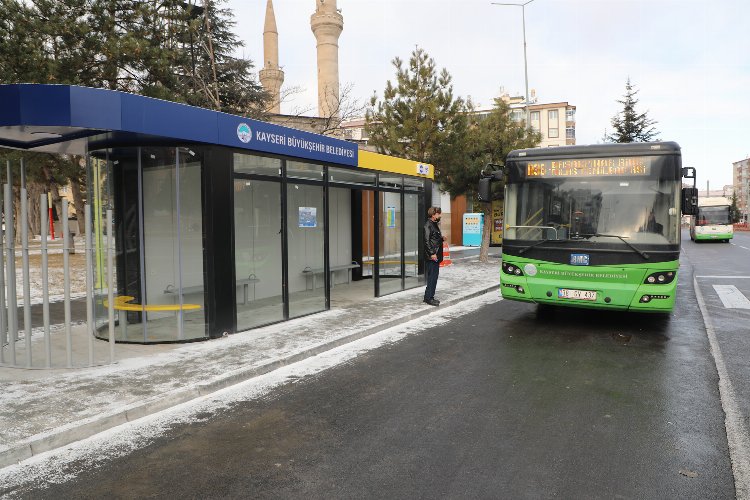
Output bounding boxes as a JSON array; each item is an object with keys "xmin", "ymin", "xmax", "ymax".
[{"xmin": 9, "ymin": 231, "xmax": 745, "ymax": 499}]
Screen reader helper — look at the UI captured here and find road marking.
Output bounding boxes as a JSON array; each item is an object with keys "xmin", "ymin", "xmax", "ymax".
[
  {"xmin": 713, "ymin": 285, "xmax": 750, "ymax": 309},
  {"xmin": 696, "ymin": 276, "xmax": 750, "ymax": 279},
  {"xmin": 694, "ymin": 277, "xmax": 750, "ymax": 499},
  {"xmin": 741, "ymin": 246, "xmax": 750, "ymax": 250}
]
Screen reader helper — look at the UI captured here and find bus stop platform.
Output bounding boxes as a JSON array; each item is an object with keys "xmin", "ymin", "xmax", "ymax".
[{"xmin": 0, "ymin": 254, "xmax": 500, "ymax": 469}]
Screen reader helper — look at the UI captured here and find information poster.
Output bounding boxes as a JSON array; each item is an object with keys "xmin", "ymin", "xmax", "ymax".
[
  {"xmin": 386, "ymin": 206, "xmax": 396, "ymax": 228},
  {"xmin": 299, "ymin": 207, "xmax": 317, "ymax": 228},
  {"xmin": 491, "ymin": 199, "xmax": 504, "ymax": 246}
]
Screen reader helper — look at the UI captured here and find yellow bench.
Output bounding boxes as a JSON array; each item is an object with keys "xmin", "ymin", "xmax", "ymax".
[{"xmin": 104, "ymin": 296, "xmax": 201, "ymax": 312}]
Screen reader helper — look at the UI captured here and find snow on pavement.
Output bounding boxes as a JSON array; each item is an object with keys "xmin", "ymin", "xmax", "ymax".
[{"xmin": 0, "ymin": 290, "xmax": 501, "ymax": 494}]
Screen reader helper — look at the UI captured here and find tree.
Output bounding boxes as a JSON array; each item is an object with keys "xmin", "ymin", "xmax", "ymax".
[
  {"xmin": 439, "ymin": 98, "xmax": 541, "ymax": 262},
  {"xmin": 0, "ymin": 0, "xmax": 269, "ymax": 238},
  {"xmin": 365, "ymin": 47, "xmax": 467, "ymax": 170},
  {"xmin": 606, "ymin": 78, "xmax": 659, "ymax": 143},
  {"xmin": 730, "ymin": 191, "xmax": 741, "ymax": 223}
]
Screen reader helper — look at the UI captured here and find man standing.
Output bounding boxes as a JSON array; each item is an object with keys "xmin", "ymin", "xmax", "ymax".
[{"xmin": 423, "ymin": 206, "xmax": 446, "ymax": 306}]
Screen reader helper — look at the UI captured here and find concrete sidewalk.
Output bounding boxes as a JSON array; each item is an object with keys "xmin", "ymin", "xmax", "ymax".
[{"xmin": 0, "ymin": 258, "xmax": 501, "ymax": 469}]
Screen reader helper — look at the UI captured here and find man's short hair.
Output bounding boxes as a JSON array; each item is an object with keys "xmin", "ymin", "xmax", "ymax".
[{"xmin": 427, "ymin": 206, "xmax": 442, "ymax": 217}]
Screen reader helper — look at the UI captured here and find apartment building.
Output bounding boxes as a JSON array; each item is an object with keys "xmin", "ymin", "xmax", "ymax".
[
  {"xmin": 733, "ymin": 158, "xmax": 749, "ymax": 222},
  {"xmin": 491, "ymin": 90, "xmax": 577, "ymax": 147}
]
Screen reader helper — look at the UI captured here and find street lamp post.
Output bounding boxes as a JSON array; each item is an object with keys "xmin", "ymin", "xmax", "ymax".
[{"xmin": 491, "ymin": 0, "xmax": 535, "ymax": 128}]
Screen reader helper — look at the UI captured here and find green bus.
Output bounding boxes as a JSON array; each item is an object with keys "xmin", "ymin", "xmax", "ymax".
[{"xmin": 479, "ymin": 142, "xmax": 698, "ymax": 313}]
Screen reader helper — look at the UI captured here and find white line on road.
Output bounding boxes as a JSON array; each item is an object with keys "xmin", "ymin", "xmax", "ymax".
[
  {"xmin": 696, "ymin": 276, "xmax": 750, "ymax": 279},
  {"xmin": 694, "ymin": 277, "xmax": 750, "ymax": 499},
  {"xmin": 713, "ymin": 285, "xmax": 750, "ymax": 309}
]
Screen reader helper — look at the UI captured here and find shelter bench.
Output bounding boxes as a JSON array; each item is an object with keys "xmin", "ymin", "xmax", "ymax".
[
  {"xmin": 302, "ymin": 261, "xmax": 360, "ymax": 290},
  {"xmin": 164, "ymin": 275, "xmax": 261, "ymax": 305}
]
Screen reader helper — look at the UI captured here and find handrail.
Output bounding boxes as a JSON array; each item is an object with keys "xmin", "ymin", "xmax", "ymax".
[
  {"xmin": 103, "ymin": 296, "xmax": 201, "ymax": 312},
  {"xmin": 507, "ymin": 225, "xmax": 559, "ymax": 239}
]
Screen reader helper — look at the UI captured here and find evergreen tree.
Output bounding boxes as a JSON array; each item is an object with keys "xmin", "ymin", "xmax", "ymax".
[
  {"xmin": 365, "ymin": 47, "xmax": 467, "ymax": 174},
  {"xmin": 439, "ymin": 98, "xmax": 541, "ymax": 262},
  {"xmin": 730, "ymin": 191, "xmax": 740, "ymax": 223},
  {"xmin": 606, "ymin": 78, "xmax": 659, "ymax": 143}
]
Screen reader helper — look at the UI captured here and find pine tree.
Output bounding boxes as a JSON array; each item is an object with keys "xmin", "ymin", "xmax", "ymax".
[
  {"xmin": 439, "ymin": 97, "xmax": 540, "ymax": 262},
  {"xmin": 365, "ymin": 47, "xmax": 467, "ymax": 172},
  {"xmin": 606, "ymin": 78, "xmax": 659, "ymax": 143}
]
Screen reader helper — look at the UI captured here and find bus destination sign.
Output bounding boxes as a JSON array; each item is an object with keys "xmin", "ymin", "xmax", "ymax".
[{"xmin": 525, "ymin": 157, "xmax": 651, "ymax": 178}]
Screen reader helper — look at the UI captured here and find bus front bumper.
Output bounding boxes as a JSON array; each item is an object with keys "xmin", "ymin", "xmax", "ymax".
[{"xmin": 500, "ymin": 273, "xmax": 678, "ymax": 312}]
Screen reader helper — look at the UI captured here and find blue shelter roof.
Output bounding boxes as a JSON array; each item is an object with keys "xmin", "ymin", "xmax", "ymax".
[{"xmin": 0, "ymin": 84, "xmax": 358, "ymax": 166}]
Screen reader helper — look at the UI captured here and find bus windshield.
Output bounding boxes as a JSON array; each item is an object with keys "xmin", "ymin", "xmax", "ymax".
[
  {"xmin": 504, "ymin": 177, "xmax": 681, "ymax": 245},
  {"xmin": 696, "ymin": 206, "xmax": 731, "ymax": 225}
]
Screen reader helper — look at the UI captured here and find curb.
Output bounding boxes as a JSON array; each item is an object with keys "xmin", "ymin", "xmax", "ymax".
[{"xmin": 0, "ymin": 285, "xmax": 498, "ymax": 470}]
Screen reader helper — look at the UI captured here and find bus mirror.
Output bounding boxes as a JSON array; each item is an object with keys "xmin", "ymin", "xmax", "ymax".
[
  {"xmin": 681, "ymin": 187, "xmax": 699, "ymax": 215},
  {"xmin": 478, "ymin": 177, "xmax": 492, "ymax": 202}
]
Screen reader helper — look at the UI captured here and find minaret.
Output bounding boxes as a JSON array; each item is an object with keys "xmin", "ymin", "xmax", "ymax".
[
  {"xmin": 311, "ymin": 0, "xmax": 343, "ymax": 118},
  {"xmin": 259, "ymin": 0, "xmax": 284, "ymax": 114}
]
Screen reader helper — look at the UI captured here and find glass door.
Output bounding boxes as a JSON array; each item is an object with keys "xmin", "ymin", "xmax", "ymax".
[
  {"xmin": 378, "ymin": 190, "xmax": 403, "ymax": 296},
  {"xmin": 234, "ymin": 178, "xmax": 284, "ymax": 330},
  {"xmin": 287, "ymin": 182, "xmax": 326, "ymax": 317},
  {"xmin": 404, "ymin": 192, "xmax": 422, "ymax": 290}
]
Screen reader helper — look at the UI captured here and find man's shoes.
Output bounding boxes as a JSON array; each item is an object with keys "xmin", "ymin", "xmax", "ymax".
[{"xmin": 424, "ymin": 298, "xmax": 439, "ymax": 306}]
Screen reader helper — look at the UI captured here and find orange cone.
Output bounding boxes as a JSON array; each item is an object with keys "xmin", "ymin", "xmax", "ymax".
[{"xmin": 440, "ymin": 242, "xmax": 452, "ymax": 267}]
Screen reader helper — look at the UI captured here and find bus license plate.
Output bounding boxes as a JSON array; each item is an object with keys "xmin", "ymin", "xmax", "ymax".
[{"xmin": 558, "ymin": 288, "xmax": 597, "ymax": 301}]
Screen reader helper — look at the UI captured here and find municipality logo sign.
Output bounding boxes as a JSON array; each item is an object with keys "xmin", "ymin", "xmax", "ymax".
[
  {"xmin": 416, "ymin": 163, "xmax": 429, "ymax": 175},
  {"xmin": 237, "ymin": 123, "xmax": 252, "ymax": 143}
]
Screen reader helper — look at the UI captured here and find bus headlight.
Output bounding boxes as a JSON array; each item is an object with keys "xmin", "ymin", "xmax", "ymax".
[
  {"xmin": 643, "ymin": 271, "xmax": 675, "ymax": 285},
  {"xmin": 502, "ymin": 262, "xmax": 524, "ymax": 276}
]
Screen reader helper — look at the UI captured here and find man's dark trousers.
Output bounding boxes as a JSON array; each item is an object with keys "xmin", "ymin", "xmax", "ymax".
[{"xmin": 424, "ymin": 259, "xmax": 440, "ymax": 301}]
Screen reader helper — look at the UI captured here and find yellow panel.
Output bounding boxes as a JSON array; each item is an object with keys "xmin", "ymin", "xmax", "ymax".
[{"xmin": 358, "ymin": 150, "xmax": 434, "ymax": 179}]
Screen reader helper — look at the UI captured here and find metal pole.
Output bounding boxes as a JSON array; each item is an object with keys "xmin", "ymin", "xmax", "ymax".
[
  {"xmin": 107, "ymin": 208, "xmax": 115, "ymax": 363},
  {"xmin": 85, "ymin": 204, "xmax": 94, "ymax": 366},
  {"xmin": 5, "ymin": 183, "xmax": 17, "ymax": 366},
  {"xmin": 41, "ymin": 194, "xmax": 51, "ymax": 368},
  {"xmin": 0, "ymin": 185, "xmax": 5, "ymax": 364},
  {"xmin": 521, "ymin": 3, "xmax": 530, "ymax": 127},
  {"xmin": 175, "ymin": 150, "xmax": 184, "ymax": 340},
  {"xmin": 63, "ymin": 200, "xmax": 72, "ymax": 368},
  {"xmin": 491, "ymin": 0, "xmax": 534, "ymax": 127},
  {"xmin": 21, "ymin": 186, "xmax": 31, "ymax": 367}
]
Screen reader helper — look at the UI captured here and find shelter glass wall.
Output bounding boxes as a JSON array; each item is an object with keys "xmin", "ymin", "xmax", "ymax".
[
  {"xmin": 233, "ymin": 157, "xmax": 284, "ymax": 329},
  {"xmin": 287, "ymin": 181, "xmax": 326, "ymax": 318},
  {"xmin": 92, "ymin": 146, "xmax": 207, "ymax": 343}
]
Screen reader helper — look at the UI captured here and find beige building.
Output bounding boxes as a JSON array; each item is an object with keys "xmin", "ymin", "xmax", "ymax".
[
  {"xmin": 733, "ymin": 158, "xmax": 749, "ymax": 222},
  {"xmin": 474, "ymin": 90, "xmax": 576, "ymax": 147}
]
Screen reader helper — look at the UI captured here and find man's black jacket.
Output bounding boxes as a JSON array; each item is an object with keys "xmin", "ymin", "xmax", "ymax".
[{"xmin": 424, "ymin": 219, "xmax": 443, "ymax": 262}]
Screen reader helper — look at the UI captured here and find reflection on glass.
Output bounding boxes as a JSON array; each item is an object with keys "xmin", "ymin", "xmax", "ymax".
[
  {"xmin": 234, "ymin": 179, "xmax": 284, "ymax": 330},
  {"xmin": 403, "ymin": 177, "xmax": 425, "ymax": 191},
  {"xmin": 361, "ymin": 190, "xmax": 376, "ymax": 278},
  {"xmin": 379, "ymin": 175, "xmax": 403, "ymax": 189},
  {"xmin": 378, "ymin": 191, "xmax": 403, "ymax": 295},
  {"xmin": 287, "ymin": 183, "xmax": 326, "ymax": 317},
  {"xmin": 328, "ymin": 187, "xmax": 353, "ymax": 286},
  {"xmin": 504, "ymin": 178, "xmax": 681, "ymax": 245},
  {"xmin": 329, "ymin": 167, "xmax": 376, "ymax": 186},
  {"xmin": 141, "ymin": 148, "xmax": 206, "ymax": 341},
  {"xmin": 234, "ymin": 154, "xmax": 281, "ymax": 176},
  {"xmin": 176, "ymin": 151, "xmax": 206, "ymax": 339},
  {"xmin": 287, "ymin": 161, "xmax": 324, "ymax": 180},
  {"xmin": 404, "ymin": 193, "xmax": 422, "ymax": 289}
]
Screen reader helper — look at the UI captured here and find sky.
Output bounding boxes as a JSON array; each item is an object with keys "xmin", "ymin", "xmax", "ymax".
[{"xmin": 226, "ymin": 0, "xmax": 750, "ymax": 190}]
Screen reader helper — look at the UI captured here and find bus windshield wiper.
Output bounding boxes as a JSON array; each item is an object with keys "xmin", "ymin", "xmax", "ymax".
[{"xmin": 581, "ymin": 233, "xmax": 649, "ymax": 260}]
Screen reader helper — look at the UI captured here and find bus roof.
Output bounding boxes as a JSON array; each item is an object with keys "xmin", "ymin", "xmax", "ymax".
[{"xmin": 507, "ymin": 141, "xmax": 681, "ymax": 161}]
